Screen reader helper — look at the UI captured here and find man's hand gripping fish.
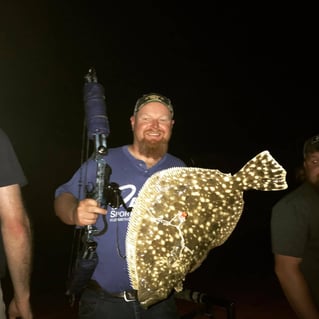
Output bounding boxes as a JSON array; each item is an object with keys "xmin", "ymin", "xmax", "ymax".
[{"xmin": 126, "ymin": 150, "xmax": 288, "ymax": 308}]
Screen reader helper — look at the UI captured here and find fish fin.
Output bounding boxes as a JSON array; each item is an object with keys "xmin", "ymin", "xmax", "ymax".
[{"xmin": 234, "ymin": 150, "xmax": 288, "ymax": 191}]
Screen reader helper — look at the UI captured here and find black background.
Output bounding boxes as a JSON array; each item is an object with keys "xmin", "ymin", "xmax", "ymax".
[{"xmin": 1, "ymin": 0, "xmax": 318, "ymax": 304}]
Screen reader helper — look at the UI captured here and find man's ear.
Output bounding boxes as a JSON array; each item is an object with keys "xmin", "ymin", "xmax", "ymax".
[{"xmin": 130, "ymin": 115, "xmax": 135, "ymax": 131}]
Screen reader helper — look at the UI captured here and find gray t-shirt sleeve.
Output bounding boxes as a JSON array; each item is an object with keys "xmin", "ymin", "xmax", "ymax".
[
  {"xmin": 0, "ymin": 128, "xmax": 27, "ymax": 187},
  {"xmin": 271, "ymin": 198, "xmax": 307, "ymax": 257}
]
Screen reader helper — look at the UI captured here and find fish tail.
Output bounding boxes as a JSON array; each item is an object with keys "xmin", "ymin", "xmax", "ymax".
[{"xmin": 234, "ymin": 151, "xmax": 288, "ymax": 191}]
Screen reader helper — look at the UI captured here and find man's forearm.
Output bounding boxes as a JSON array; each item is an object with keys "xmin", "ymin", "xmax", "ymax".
[
  {"xmin": 54, "ymin": 192, "xmax": 78, "ymax": 225},
  {"xmin": 2, "ymin": 215, "xmax": 32, "ymax": 300},
  {"xmin": 277, "ymin": 271, "xmax": 319, "ymax": 319}
]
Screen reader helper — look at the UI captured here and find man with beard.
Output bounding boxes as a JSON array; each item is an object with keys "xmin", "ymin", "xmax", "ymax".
[
  {"xmin": 54, "ymin": 93, "xmax": 186, "ymax": 319},
  {"xmin": 271, "ymin": 134, "xmax": 319, "ymax": 319}
]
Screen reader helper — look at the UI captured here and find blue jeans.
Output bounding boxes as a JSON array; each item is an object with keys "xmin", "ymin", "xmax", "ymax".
[{"xmin": 78, "ymin": 287, "xmax": 180, "ymax": 319}]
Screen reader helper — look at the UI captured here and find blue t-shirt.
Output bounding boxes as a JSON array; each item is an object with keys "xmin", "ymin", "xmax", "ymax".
[{"xmin": 55, "ymin": 145, "xmax": 186, "ymax": 293}]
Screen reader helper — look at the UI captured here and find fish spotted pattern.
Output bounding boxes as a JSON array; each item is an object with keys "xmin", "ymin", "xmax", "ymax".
[{"xmin": 126, "ymin": 151, "xmax": 288, "ymax": 308}]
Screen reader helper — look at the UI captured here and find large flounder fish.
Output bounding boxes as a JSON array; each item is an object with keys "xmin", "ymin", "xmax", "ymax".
[{"xmin": 126, "ymin": 150, "xmax": 287, "ymax": 308}]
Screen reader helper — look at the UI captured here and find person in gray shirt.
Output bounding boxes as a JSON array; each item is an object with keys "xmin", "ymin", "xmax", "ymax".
[{"xmin": 271, "ymin": 134, "xmax": 319, "ymax": 319}]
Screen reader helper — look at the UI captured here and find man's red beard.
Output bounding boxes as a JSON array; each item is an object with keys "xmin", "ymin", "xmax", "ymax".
[{"xmin": 138, "ymin": 138, "xmax": 168, "ymax": 158}]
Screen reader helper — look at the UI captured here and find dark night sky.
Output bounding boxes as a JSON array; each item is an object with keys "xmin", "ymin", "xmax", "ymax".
[
  {"xmin": 1, "ymin": 1, "xmax": 319, "ymax": 287},
  {"xmin": 1, "ymin": 2, "xmax": 318, "ymax": 167}
]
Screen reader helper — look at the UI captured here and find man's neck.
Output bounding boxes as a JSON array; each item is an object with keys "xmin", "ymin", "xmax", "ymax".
[{"xmin": 128, "ymin": 144, "xmax": 167, "ymax": 168}]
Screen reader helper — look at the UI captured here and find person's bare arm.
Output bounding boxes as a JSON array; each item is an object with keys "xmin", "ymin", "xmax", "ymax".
[
  {"xmin": 0, "ymin": 184, "xmax": 33, "ymax": 319},
  {"xmin": 275, "ymin": 254, "xmax": 319, "ymax": 319},
  {"xmin": 54, "ymin": 192, "xmax": 106, "ymax": 226}
]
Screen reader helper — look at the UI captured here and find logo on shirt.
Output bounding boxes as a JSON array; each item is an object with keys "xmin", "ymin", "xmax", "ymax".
[{"xmin": 109, "ymin": 184, "xmax": 137, "ymax": 222}]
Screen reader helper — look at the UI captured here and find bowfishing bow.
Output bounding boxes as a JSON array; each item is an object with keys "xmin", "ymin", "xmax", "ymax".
[
  {"xmin": 82, "ymin": 67, "xmax": 110, "ymax": 240},
  {"xmin": 66, "ymin": 67, "xmax": 122, "ymax": 304}
]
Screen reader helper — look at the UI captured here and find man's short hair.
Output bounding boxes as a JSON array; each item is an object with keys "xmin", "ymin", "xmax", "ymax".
[{"xmin": 303, "ymin": 134, "xmax": 319, "ymax": 158}]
